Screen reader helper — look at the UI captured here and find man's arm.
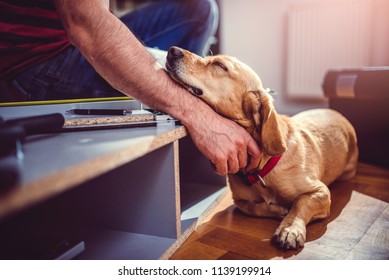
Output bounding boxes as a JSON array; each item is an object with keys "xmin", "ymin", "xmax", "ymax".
[{"xmin": 53, "ymin": 0, "xmax": 261, "ymax": 175}]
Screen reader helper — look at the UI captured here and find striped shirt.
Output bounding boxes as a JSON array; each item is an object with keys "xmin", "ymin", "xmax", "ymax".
[{"xmin": 0, "ymin": 0, "xmax": 70, "ymax": 79}]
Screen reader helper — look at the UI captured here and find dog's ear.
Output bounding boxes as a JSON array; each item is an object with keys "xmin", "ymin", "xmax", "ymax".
[{"xmin": 247, "ymin": 90, "xmax": 287, "ymax": 156}]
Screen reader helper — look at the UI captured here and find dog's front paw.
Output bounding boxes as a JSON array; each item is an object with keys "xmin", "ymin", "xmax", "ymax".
[{"xmin": 272, "ymin": 218, "xmax": 306, "ymax": 250}]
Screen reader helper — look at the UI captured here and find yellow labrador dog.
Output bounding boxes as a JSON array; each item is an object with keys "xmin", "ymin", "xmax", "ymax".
[{"xmin": 166, "ymin": 46, "xmax": 358, "ymax": 250}]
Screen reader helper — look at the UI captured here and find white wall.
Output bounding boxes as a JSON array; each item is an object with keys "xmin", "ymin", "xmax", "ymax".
[{"xmin": 219, "ymin": 0, "xmax": 389, "ymax": 114}]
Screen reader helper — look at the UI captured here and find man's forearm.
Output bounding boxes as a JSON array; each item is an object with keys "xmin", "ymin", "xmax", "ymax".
[
  {"xmin": 53, "ymin": 0, "xmax": 262, "ymax": 175},
  {"xmin": 54, "ymin": 0, "xmax": 203, "ymax": 123}
]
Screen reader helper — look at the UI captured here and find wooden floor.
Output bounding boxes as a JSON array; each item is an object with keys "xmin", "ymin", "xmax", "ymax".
[{"xmin": 171, "ymin": 162, "xmax": 389, "ymax": 260}]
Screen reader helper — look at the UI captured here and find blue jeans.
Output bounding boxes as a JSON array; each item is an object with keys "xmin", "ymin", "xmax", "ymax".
[{"xmin": 2, "ymin": 0, "xmax": 218, "ymax": 101}]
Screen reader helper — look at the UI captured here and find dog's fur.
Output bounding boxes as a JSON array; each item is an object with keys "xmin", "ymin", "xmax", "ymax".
[{"xmin": 166, "ymin": 46, "xmax": 359, "ymax": 250}]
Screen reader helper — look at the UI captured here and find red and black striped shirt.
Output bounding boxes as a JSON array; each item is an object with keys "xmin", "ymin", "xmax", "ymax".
[{"xmin": 0, "ymin": 0, "xmax": 70, "ymax": 79}]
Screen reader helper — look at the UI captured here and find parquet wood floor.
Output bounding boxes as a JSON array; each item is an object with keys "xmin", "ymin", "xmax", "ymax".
[{"xmin": 171, "ymin": 162, "xmax": 389, "ymax": 260}]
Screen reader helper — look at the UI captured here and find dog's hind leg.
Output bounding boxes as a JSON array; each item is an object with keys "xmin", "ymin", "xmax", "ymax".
[
  {"xmin": 338, "ymin": 146, "xmax": 359, "ymax": 181},
  {"xmin": 234, "ymin": 199, "xmax": 288, "ymax": 219}
]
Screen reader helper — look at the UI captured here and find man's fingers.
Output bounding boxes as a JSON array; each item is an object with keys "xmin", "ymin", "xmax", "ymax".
[
  {"xmin": 211, "ymin": 157, "xmax": 228, "ymax": 176},
  {"xmin": 212, "ymin": 148, "xmax": 242, "ymax": 176},
  {"xmin": 245, "ymin": 138, "xmax": 262, "ymax": 172},
  {"xmin": 212, "ymin": 136, "xmax": 261, "ymax": 175},
  {"xmin": 237, "ymin": 149, "xmax": 248, "ymax": 169},
  {"xmin": 228, "ymin": 154, "xmax": 240, "ymax": 174}
]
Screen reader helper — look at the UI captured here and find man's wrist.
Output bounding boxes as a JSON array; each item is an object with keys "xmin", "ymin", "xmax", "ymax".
[{"xmin": 167, "ymin": 89, "xmax": 214, "ymax": 130}]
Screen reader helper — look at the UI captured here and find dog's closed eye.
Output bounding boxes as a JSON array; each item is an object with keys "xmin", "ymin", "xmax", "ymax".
[{"xmin": 212, "ymin": 61, "xmax": 228, "ymax": 72}]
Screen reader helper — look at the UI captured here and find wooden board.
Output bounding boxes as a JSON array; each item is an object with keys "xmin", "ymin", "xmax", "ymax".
[{"xmin": 64, "ymin": 114, "xmax": 155, "ymax": 127}]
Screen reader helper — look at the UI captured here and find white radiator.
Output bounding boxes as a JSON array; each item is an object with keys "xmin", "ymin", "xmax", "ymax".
[{"xmin": 286, "ymin": 0, "xmax": 372, "ymax": 99}]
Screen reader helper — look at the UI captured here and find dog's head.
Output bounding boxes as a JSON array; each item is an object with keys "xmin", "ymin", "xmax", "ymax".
[{"xmin": 166, "ymin": 46, "xmax": 286, "ymax": 156}]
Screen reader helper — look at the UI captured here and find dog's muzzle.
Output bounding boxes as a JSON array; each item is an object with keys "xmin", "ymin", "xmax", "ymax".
[{"xmin": 166, "ymin": 46, "xmax": 203, "ymax": 96}]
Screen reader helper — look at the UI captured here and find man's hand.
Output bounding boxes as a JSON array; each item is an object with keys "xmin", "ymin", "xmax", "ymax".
[{"xmin": 181, "ymin": 102, "xmax": 262, "ymax": 176}]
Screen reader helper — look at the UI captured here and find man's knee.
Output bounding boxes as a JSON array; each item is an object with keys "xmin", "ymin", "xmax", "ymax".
[
  {"xmin": 187, "ymin": 0, "xmax": 219, "ymax": 50},
  {"xmin": 190, "ymin": 0, "xmax": 219, "ymax": 27}
]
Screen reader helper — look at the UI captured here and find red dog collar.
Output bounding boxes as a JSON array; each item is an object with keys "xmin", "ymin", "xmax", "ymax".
[{"xmin": 238, "ymin": 154, "xmax": 283, "ymax": 187}]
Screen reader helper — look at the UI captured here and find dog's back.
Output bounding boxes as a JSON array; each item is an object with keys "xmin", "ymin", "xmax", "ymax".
[{"xmin": 291, "ymin": 108, "xmax": 358, "ymax": 185}]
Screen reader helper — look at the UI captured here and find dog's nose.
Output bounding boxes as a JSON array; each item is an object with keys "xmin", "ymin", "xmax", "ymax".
[{"xmin": 168, "ymin": 46, "xmax": 184, "ymax": 59}]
